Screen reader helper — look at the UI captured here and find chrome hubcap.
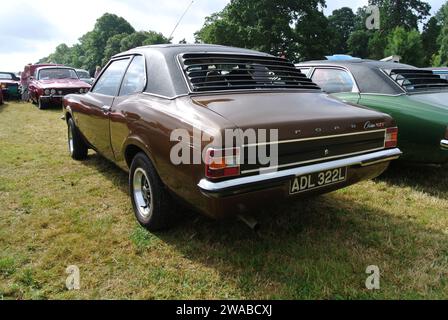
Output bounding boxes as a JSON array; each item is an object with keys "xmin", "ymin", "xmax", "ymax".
[
  {"xmin": 68, "ymin": 125, "xmax": 74, "ymax": 154},
  {"xmin": 133, "ymin": 168, "xmax": 153, "ymax": 219}
]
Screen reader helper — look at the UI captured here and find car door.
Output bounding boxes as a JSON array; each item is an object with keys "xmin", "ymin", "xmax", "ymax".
[
  {"xmin": 310, "ymin": 67, "xmax": 361, "ymax": 104},
  {"xmin": 109, "ymin": 55, "xmax": 147, "ymax": 165},
  {"xmin": 76, "ymin": 57, "xmax": 131, "ymax": 160}
]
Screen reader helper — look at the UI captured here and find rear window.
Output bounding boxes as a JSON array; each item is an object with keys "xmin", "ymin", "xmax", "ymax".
[
  {"xmin": 179, "ymin": 53, "xmax": 320, "ymax": 92},
  {"xmin": 383, "ymin": 69, "xmax": 448, "ymax": 93}
]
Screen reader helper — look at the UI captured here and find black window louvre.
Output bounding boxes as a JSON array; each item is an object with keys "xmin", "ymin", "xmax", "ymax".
[
  {"xmin": 179, "ymin": 53, "xmax": 320, "ymax": 92},
  {"xmin": 384, "ymin": 68, "xmax": 448, "ymax": 92}
]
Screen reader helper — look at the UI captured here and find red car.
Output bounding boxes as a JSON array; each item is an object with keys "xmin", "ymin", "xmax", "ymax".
[{"xmin": 29, "ymin": 66, "xmax": 91, "ymax": 109}]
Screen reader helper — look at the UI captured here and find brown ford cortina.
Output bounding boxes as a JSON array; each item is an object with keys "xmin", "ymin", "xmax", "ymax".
[{"xmin": 62, "ymin": 44, "xmax": 402, "ymax": 231}]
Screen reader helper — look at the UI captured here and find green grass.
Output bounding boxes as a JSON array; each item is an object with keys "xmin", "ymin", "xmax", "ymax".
[{"xmin": 0, "ymin": 101, "xmax": 447, "ymax": 299}]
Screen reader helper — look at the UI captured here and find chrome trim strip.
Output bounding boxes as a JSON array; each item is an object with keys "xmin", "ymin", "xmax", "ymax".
[
  {"xmin": 243, "ymin": 129, "xmax": 386, "ymax": 147},
  {"xmin": 40, "ymin": 95, "xmax": 64, "ymax": 99},
  {"xmin": 198, "ymin": 148, "xmax": 402, "ymax": 193},
  {"xmin": 241, "ymin": 146, "xmax": 386, "ymax": 174},
  {"xmin": 441, "ymin": 139, "xmax": 448, "ymax": 150}
]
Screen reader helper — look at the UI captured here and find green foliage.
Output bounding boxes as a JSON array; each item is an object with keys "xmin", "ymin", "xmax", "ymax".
[
  {"xmin": 368, "ymin": 31, "xmax": 388, "ymax": 60},
  {"xmin": 434, "ymin": 3, "xmax": 448, "ymax": 66},
  {"xmin": 422, "ymin": 17, "xmax": 442, "ymax": 65},
  {"xmin": 385, "ymin": 26, "xmax": 425, "ymax": 66},
  {"xmin": 348, "ymin": 30, "xmax": 371, "ymax": 58},
  {"xmin": 195, "ymin": 0, "xmax": 326, "ymax": 60},
  {"xmin": 40, "ymin": 13, "xmax": 169, "ymax": 73},
  {"xmin": 295, "ymin": 10, "xmax": 334, "ymax": 61},
  {"xmin": 328, "ymin": 7, "xmax": 356, "ymax": 53},
  {"xmin": 369, "ymin": 0, "xmax": 431, "ymax": 31}
]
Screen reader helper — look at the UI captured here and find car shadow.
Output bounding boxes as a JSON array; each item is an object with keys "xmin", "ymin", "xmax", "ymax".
[
  {"xmin": 378, "ymin": 163, "xmax": 448, "ymax": 199},
  {"xmin": 82, "ymin": 153, "xmax": 130, "ymax": 195},
  {"xmin": 155, "ymin": 192, "xmax": 448, "ymax": 298},
  {"xmin": 81, "ymin": 154, "xmax": 448, "ymax": 298}
]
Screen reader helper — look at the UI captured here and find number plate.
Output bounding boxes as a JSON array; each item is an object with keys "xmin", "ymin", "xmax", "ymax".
[{"xmin": 289, "ymin": 167, "xmax": 347, "ymax": 194}]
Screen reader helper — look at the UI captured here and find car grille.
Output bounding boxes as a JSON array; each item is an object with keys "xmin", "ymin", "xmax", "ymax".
[
  {"xmin": 53, "ymin": 88, "xmax": 82, "ymax": 95},
  {"xmin": 240, "ymin": 130, "xmax": 386, "ymax": 174}
]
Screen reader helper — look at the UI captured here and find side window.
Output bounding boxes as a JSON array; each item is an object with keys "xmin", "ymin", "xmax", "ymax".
[
  {"xmin": 311, "ymin": 68, "xmax": 356, "ymax": 94},
  {"xmin": 92, "ymin": 58, "xmax": 130, "ymax": 96},
  {"xmin": 119, "ymin": 55, "xmax": 146, "ymax": 96}
]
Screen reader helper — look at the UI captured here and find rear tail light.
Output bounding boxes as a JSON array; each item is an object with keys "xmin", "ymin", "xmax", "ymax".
[
  {"xmin": 205, "ymin": 147, "xmax": 240, "ymax": 179},
  {"xmin": 385, "ymin": 127, "xmax": 398, "ymax": 148}
]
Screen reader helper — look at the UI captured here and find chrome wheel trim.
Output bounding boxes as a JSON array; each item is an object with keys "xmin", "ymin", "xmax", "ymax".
[
  {"xmin": 133, "ymin": 168, "xmax": 153, "ymax": 219},
  {"xmin": 68, "ymin": 125, "xmax": 74, "ymax": 155}
]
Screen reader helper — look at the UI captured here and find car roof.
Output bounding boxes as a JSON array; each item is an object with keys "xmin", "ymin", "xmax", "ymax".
[
  {"xmin": 37, "ymin": 66, "xmax": 75, "ymax": 71},
  {"xmin": 296, "ymin": 59, "xmax": 418, "ymax": 95},
  {"xmin": 297, "ymin": 59, "xmax": 415, "ymax": 70},
  {"xmin": 108, "ymin": 44, "xmax": 278, "ymax": 98},
  {"xmin": 115, "ymin": 44, "xmax": 272, "ymax": 58}
]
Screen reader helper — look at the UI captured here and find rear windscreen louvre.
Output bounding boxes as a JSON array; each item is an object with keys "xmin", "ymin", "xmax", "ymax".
[
  {"xmin": 384, "ymin": 69, "xmax": 448, "ymax": 92},
  {"xmin": 179, "ymin": 53, "xmax": 320, "ymax": 92}
]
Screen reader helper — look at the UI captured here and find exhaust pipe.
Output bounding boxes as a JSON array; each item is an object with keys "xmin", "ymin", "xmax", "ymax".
[{"xmin": 237, "ymin": 214, "xmax": 260, "ymax": 232}]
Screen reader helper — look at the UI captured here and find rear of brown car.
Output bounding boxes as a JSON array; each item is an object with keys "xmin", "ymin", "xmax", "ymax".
[{"xmin": 177, "ymin": 53, "xmax": 401, "ymax": 218}]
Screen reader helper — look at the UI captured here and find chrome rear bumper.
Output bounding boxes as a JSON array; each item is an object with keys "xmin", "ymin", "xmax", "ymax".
[
  {"xmin": 441, "ymin": 139, "xmax": 448, "ymax": 150},
  {"xmin": 198, "ymin": 148, "xmax": 402, "ymax": 194}
]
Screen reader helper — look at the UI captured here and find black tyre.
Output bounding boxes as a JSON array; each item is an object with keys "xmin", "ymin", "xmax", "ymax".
[
  {"xmin": 67, "ymin": 118, "xmax": 88, "ymax": 160},
  {"xmin": 38, "ymin": 97, "xmax": 48, "ymax": 109},
  {"xmin": 129, "ymin": 152, "xmax": 175, "ymax": 231}
]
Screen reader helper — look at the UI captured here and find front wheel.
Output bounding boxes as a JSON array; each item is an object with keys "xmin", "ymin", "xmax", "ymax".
[
  {"xmin": 67, "ymin": 118, "xmax": 88, "ymax": 160},
  {"xmin": 38, "ymin": 97, "xmax": 47, "ymax": 109},
  {"xmin": 129, "ymin": 152, "xmax": 175, "ymax": 231}
]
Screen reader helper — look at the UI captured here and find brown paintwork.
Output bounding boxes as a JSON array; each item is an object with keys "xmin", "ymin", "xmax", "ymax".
[{"xmin": 64, "ymin": 86, "xmax": 396, "ymax": 218}]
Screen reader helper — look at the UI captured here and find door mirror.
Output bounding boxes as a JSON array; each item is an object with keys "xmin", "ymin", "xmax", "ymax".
[{"xmin": 29, "ymin": 76, "xmax": 34, "ymax": 81}]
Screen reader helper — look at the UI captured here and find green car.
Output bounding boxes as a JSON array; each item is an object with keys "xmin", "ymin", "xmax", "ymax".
[{"xmin": 297, "ymin": 60, "xmax": 448, "ymax": 165}]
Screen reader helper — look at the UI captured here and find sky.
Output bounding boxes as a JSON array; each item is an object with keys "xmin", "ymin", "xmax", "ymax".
[{"xmin": 0, "ymin": 0, "xmax": 446, "ymax": 72}]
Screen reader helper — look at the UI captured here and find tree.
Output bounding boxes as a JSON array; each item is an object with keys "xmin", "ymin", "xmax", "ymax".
[
  {"xmin": 368, "ymin": 31, "xmax": 388, "ymax": 59},
  {"xmin": 328, "ymin": 7, "xmax": 356, "ymax": 53},
  {"xmin": 103, "ymin": 33, "xmax": 129, "ymax": 65},
  {"xmin": 195, "ymin": 0, "xmax": 326, "ymax": 60},
  {"xmin": 295, "ymin": 10, "xmax": 334, "ymax": 61},
  {"xmin": 40, "ymin": 13, "xmax": 170, "ymax": 73},
  {"xmin": 384, "ymin": 26, "xmax": 425, "ymax": 66},
  {"xmin": 348, "ymin": 30, "xmax": 371, "ymax": 58},
  {"xmin": 81, "ymin": 13, "xmax": 135, "ymax": 71},
  {"xmin": 422, "ymin": 17, "xmax": 442, "ymax": 65},
  {"xmin": 369, "ymin": 0, "xmax": 431, "ymax": 31},
  {"xmin": 434, "ymin": 3, "xmax": 448, "ymax": 66}
]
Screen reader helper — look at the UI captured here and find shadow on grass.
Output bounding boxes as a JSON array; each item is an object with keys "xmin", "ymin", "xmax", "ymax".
[
  {"xmin": 378, "ymin": 163, "xmax": 448, "ymax": 199},
  {"xmin": 81, "ymin": 154, "xmax": 448, "ymax": 299},
  {"xmin": 82, "ymin": 153, "xmax": 129, "ymax": 195}
]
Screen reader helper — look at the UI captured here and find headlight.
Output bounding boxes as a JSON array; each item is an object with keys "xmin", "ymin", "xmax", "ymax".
[
  {"xmin": 84, "ymin": 88, "xmax": 89, "ymax": 93},
  {"xmin": 79, "ymin": 88, "xmax": 84, "ymax": 93},
  {"xmin": 44, "ymin": 89, "xmax": 50, "ymax": 95},
  {"xmin": 50, "ymin": 89, "xmax": 56, "ymax": 95}
]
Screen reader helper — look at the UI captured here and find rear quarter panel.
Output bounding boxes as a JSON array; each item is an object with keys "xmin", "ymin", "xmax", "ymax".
[{"xmin": 358, "ymin": 94, "xmax": 448, "ymax": 163}]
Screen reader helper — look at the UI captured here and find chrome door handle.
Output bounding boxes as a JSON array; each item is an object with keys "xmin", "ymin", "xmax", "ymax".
[{"xmin": 101, "ymin": 105, "xmax": 111, "ymax": 113}]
